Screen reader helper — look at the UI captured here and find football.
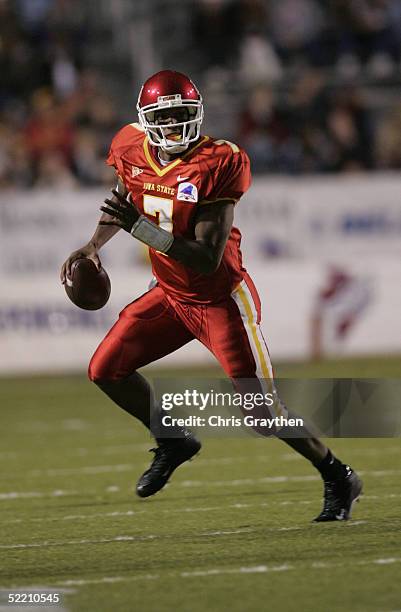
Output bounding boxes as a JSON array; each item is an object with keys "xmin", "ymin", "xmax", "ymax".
[{"xmin": 64, "ymin": 258, "xmax": 111, "ymax": 310}]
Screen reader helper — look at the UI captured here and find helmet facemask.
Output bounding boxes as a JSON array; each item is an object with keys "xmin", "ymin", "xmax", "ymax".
[{"xmin": 137, "ymin": 94, "xmax": 203, "ymax": 154}]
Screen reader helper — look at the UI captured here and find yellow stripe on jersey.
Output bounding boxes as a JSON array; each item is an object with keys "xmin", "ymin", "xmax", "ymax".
[
  {"xmin": 143, "ymin": 136, "xmax": 209, "ymax": 178},
  {"xmin": 182, "ymin": 135, "xmax": 209, "ymax": 159},
  {"xmin": 143, "ymin": 138, "xmax": 182, "ymax": 177}
]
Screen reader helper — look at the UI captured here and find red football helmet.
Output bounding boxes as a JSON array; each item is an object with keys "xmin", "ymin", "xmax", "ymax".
[{"xmin": 137, "ymin": 70, "xmax": 203, "ymax": 154}]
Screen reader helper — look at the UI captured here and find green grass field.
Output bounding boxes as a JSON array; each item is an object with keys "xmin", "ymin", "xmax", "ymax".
[{"xmin": 1, "ymin": 356, "xmax": 400, "ymax": 612}]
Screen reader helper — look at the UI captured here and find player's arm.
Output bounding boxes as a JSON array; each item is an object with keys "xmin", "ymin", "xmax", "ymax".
[
  {"xmin": 100, "ymin": 190, "xmax": 234, "ymax": 275},
  {"xmin": 60, "ymin": 177, "xmax": 127, "ymax": 284},
  {"xmin": 167, "ymin": 201, "xmax": 234, "ymax": 274}
]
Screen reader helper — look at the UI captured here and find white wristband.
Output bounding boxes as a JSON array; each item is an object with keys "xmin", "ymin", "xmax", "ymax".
[{"xmin": 130, "ymin": 215, "xmax": 174, "ymax": 253}]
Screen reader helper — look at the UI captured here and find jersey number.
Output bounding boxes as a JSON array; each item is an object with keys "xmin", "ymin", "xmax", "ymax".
[{"xmin": 143, "ymin": 194, "xmax": 173, "ymax": 232}]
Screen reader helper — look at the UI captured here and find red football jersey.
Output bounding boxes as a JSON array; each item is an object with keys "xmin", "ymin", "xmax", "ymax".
[{"xmin": 107, "ymin": 123, "xmax": 251, "ymax": 304}]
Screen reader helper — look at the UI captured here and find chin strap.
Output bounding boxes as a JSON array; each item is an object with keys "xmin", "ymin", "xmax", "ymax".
[
  {"xmin": 157, "ymin": 151, "xmax": 172, "ymax": 166},
  {"xmin": 159, "ymin": 143, "xmax": 189, "ymax": 156}
]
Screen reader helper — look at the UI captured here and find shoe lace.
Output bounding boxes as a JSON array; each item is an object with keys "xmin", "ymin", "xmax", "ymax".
[
  {"xmin": 321, "ymin": 480, "xmax": 341, "ymax": 514},
  {"xmin": 146, "ymin": 446, "xmax": 172, "ymax": 475}
]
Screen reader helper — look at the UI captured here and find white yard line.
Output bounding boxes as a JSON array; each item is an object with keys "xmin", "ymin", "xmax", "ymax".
[
  {"xmin": 48, "ymin": 556, "xmax": 401, "ymax": 587},
  {"xmin": 0, "ymin": 528, "xmax": 258, "ymax": 551},
  {"xmin": 9, "ymin": 462, "xmax": 396, "ymax": 484},
  {"xmin": 0, "ymin": 443, "xmax": 150, "ymax": 460},
  {"xmin": 4, "ymin": 506, "xmax": 226, "ymax": 525},
  {"xmin": 0, "ymin": 521, "xmax": 370, "ymax": 552},
  {"xmin": 26, "ymin": 464, "xmax": 135, "ymax": 477},
  {"xmin": 4, "ymin": 492, "xmax": 394, "ymax": 526},
  {"xmin": 280, "ymin": 447, "xmax": 401, "ymax": 461},
  {"xmin": 55, "ymin": 575, "xmax": 160, "ymax": 586},
  {"xmin": 180, "ymin": 564, "xmax": 292, "ymax": 577},
  {"xmin": 1, "ymin": 468, "xmax": 400, "ymax": 504},
  {"xmin": 0, "ymin": 535, "xmax": 157, "ymax": 550},
  {"xmin": 2, "ymin": 444, "xmax": 400, "ymax": 463},
  {"xmin": 178, "ymin": 468, "xmax": 401, "ymax": 488},
  {"xmin": 3, "ymin": 446, "xmax": 400, "ymax": 479},
  {"xmin": 0, "ymin": 490, "xmax": 77, "ymax": 501}
]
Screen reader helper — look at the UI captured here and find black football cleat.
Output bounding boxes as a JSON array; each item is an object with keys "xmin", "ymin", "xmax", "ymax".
[
  {"xmin": 136, "ymin": 431, "xmax": 201, "ymax": 498},
  {"xmin": 313, "ymin": 466, "xmax": 363, "ymax": 522}
]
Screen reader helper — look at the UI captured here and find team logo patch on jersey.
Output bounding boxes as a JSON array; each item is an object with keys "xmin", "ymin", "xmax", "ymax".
[
  {"xmin": 177, "ymin": 182, "xmax": 198, "ymax": 203},
  {"xmin": 132, "ymin": 166, "xmax": 144, "ymax": 177}
]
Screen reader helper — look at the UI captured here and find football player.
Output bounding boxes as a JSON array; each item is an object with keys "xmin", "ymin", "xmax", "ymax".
[{"xmin": 61, "ymin": 70, "xmax": 362, "ymax": 521}]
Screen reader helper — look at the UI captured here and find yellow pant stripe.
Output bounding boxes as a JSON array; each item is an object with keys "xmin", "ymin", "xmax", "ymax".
[{"xmin": 236, "ymin": 283, "xmax": 272, "ymax": 380}]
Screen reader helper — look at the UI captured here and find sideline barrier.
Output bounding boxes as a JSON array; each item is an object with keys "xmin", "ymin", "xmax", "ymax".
[{"xmin": 1, "ymin": 175, "xmax": 400, "ymax": 373}]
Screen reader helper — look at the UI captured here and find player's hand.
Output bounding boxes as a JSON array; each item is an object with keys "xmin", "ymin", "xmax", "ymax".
[
  {"xmin": 60, "ymin": 243, "xmax": 101, "ymax": 284},
  {"xmin": 100, "ymin": 189, "xmax": 141, "ymax": 233}
]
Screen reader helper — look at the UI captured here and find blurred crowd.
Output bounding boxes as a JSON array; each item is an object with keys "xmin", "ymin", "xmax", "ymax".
[
  {"xmin": 192, "ymin": 0, "xmax": 401, "ymax": 173},
  {"xmin": 237, "ymin": 74, "xmax": 376, "ymax": 173},
  {"xmin": 0, "ymin": 0, "xmax": 118, "ymax": 188},
  {"xmin": 191, "ymin": 0, "xmax": 401, "ymax": 77},
  {"xmin": 1, "ymin": 0, "xmax": 401, "ymax": 187}
]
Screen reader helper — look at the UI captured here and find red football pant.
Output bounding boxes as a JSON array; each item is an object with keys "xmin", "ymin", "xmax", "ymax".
[{"xmin": 88, "ymin": 276, "xmax": 274, "ymax": 383}]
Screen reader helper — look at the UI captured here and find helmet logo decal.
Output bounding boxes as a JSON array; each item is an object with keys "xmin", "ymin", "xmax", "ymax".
[{"xmin": 157, "ymin": 94, "xmax": 182, "ymax": 104}]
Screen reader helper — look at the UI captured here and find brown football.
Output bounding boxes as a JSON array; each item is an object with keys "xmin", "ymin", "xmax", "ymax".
[{"xmin": 64, "ymin": 258, "xmax": 111, "ymax": 310}]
